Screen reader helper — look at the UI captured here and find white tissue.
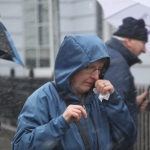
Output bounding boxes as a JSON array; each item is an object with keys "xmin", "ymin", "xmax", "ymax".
[{"xmin": 93, "ymin": 88, "xmax": 110, "ymax": 102}]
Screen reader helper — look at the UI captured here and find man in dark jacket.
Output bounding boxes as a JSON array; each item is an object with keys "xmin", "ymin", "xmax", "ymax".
[{"xmin": 104, "ymin": 17, "xmax": 149, "ymax": 149}]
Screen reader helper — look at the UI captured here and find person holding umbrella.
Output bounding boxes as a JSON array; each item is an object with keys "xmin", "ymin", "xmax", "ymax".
[
  {"xmin": 104, "ymin": 17, "xmax": 149, "ymax": 149},
  {"xmin": 11, "ymin": 34, "xmax": 136, "ymax": 150}
]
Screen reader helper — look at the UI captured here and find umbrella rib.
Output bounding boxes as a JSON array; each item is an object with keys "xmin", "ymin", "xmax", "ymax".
[{"xmin": 105, "ymin": 3, "xmax": 139, "ymax": 20}]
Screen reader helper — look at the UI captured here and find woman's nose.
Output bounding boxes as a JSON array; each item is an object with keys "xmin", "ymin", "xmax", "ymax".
[{"xmin": 90, "ymin": 70, "xmax": 99, "ymax": 80}]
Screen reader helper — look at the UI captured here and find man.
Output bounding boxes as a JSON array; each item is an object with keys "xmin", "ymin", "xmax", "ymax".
[
  {"xmin": 11, "ymin": 34, "xmax": 136, "ymax": 150},
  {"xmin": 105, "ymin": 17, "xmax": 148, "ymax": 132}
]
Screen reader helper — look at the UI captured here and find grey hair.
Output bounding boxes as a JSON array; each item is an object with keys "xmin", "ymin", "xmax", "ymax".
[{"xmin": 112, "ymin": 35, "xmax": 126, "ymax": 41}]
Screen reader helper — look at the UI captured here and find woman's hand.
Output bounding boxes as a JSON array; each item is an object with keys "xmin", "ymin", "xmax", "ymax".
[
  {"xmin": 63, "ymin": 105, "xmax": 87, "ymax": 124},
  {"xmin": 95, "ymin": 79, "xmax": 114, "ymax": 95}
]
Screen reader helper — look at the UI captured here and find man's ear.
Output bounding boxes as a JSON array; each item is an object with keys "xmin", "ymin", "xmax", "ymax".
[{"xmin": 124, "ymin": 38, "xmax": 132, "ymax": 49}]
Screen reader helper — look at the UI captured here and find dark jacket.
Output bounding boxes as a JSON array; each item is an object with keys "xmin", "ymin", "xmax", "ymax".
[
  {"xmin": 105, "ymin": 37, "xmax": 141, "ymax": 126},
  {"xmin": 11, "ymin": 35, "xmax": 136, "ymax": 150}
]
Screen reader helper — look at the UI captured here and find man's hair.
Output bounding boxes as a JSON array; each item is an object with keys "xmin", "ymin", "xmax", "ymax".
[{"xmin": 112, "ymin": 35, "xmax": 126, "ymax": 41}]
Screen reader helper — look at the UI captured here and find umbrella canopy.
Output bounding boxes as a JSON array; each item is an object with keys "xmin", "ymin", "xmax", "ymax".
[
  {"xmin": 97, "ymin": 0, "xmax": 150, "ymax": 53},
  {"xmin": 0, "ymin": 20, "xmax": 24, "ymax": 66}
]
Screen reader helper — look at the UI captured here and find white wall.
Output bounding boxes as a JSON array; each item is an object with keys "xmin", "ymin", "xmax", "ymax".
[
  {"xmin": 131, "ymin": 53, "xmax": 150, "ymax": 85},
  {"xmin": 59, "ymin": 0, "xmax": 97, "ymax": 42},
  {"xmin": 0, "ymin": 0, "xmax": 98, "ymax": 78}
]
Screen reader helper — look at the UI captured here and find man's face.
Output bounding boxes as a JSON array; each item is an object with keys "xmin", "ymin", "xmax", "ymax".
[
  {"xmin": 129, "ymin": 39, "xmax": 146, "ymax": 56},
  {"xmin": 70, "ymin": 59, "xmax": 106, "ymax": 98}
]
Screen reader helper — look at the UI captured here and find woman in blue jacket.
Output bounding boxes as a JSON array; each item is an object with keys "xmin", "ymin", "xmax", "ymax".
[{"xmin": 11, "ymin": 34, "xmax": 136, "ymax": 150}]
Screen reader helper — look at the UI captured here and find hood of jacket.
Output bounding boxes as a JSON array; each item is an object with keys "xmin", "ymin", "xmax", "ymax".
[{"xmin": 54, "ymin": 34, "xmax": 110, "ymax": 103}]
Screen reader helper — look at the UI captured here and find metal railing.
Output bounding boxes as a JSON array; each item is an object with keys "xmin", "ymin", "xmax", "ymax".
[
  {"xmin": 134, "ymin": 112, "xmax": 150, "ymax": 150},
  {"xmin": 134, "ymin": 84, "xmax": 150, "ymax": 150}
]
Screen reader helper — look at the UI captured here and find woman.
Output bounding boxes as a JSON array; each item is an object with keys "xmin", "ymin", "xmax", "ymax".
[{"xmin": 12, "ymin": 34, "xmax": 136, "ymax": 150}]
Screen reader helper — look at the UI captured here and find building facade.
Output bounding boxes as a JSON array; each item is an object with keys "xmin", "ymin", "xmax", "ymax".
[{"xmin": 0, "ymin": 0, "xmax": 150, "ymax": 85}]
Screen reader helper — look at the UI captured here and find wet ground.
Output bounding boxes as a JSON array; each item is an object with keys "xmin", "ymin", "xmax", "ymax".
[{"xmin": 0, "ymin": 129, "xmax": 15, "ymax": 150}]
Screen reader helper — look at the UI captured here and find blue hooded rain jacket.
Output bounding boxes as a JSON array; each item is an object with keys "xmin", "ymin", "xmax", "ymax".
[{"xmin": 11, "ymin": 34, "xmax": 136, "ymax": 150}]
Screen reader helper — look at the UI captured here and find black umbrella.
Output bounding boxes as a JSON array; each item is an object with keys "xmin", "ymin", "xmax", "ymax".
[{"xmin": 0, "ymin": 20, "xmax": 24, "ymax": 66}]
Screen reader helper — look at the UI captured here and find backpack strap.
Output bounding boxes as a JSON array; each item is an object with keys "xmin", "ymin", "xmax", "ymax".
[{"xmin": 51, "ymin": 81, "xmax": 91, "ymax": 150}]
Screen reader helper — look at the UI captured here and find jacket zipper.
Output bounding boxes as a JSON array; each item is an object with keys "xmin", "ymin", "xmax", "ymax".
[
  {"xmin": 80, "ymin": 97, "xmax": 91, "ymax": 150},
  {"xmin": 81, "ymin": 99, "xmax": 100, "ymax": 150},
  {"xmin": 83, "ymin": 104, "xmax": 86, "ymax": 109},
  {"xmin": 91, "ymin": 115, "xmax": 100, "ymax": 150}
]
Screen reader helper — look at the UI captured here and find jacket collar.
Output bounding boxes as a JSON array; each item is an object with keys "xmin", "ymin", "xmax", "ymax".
[{"xmin": 106, "ymin": 37, "xmax": 141, "ymax": 66}]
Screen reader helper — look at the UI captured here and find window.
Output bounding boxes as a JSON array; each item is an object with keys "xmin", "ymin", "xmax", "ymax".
[{"xmin": 24, "ymin": 0, "xmax": 52, "ymax": 68}]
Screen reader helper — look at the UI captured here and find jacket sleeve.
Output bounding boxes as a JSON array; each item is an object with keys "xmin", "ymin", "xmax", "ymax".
[
  {"xmin": 11, "ymin": 89, "xmax": 70, "ymax": 150},
  {"xmin": 102, "ymin": 91, "xmax": 137, "ymax": 150}
]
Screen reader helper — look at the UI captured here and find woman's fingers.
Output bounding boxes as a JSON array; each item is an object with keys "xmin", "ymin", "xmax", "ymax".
[
  {"xmin": 95, "ymin": 80, "xmax": 114, "ymax": 94},
  {"xmin": 63, "ymin": 105, "xmax": 87, "ymax": 124},
  {"xmin": 72, "ymin": 105, "xmax": 87, "ymax": 118}
]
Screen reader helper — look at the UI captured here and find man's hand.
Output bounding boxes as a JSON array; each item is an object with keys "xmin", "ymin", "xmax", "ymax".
[
  {"xmin": 136, "ymin": 91, "xmax": 149, "ymax": 112},
  {"xmin": 95, "ymin": 79, "xmax": 114, "ymax": 95},
  {"xmin": 63, "ymin": 105, "xmax": 87, "ymax": 124}
]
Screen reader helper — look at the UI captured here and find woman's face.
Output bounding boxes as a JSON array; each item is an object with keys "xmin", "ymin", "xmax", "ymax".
[{"xmin": 70, "ymin": 59, "xmax": 106, "ymax": 98}]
